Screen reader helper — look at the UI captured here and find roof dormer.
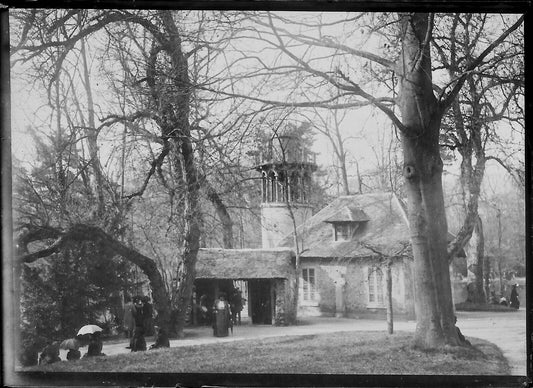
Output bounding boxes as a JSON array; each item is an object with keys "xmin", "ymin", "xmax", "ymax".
[{"xmin": 324, "ymin": 205, "xmax": 369, "ymax": 242}]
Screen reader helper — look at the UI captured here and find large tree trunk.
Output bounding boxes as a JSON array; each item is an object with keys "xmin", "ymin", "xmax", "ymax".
[
  {"xmin": 204, "ymin": 182, "xmax": 234, "ymax": 249},
  {"xmin": 398, "ymin": 13, "xmax": 460, "ymax": 348},
  {"xmin": 158, "ymin": 11, "xmax": 202, "ymax": 338}
]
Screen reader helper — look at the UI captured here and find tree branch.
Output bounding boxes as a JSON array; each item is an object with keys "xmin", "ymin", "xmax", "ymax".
[
  {"xmin": 439, "ymin": 15, "xmax": 524, "ymax": 111},
  {"xmin": 124, "ymin": 139, "xmax": 171, "ymax": 200}
]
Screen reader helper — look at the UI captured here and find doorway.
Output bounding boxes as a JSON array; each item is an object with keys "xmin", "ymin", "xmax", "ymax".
[{"xmin": 248, "ymin": 279, "xmax": 273, "ymax": 324}]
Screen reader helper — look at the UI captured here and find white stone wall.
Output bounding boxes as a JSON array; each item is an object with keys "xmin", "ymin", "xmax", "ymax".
[
  {"xmin": 261, "ymin": 203, "xmax": 313, "ymax": 249},
  {"xmin": 297, "ymin": 258, "xmax": 416, "ymax": 319}
]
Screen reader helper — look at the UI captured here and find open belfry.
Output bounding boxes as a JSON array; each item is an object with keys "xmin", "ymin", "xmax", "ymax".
[{"xmin": 255, "ymin": 133, "xmax": 317, "ymax": 249}]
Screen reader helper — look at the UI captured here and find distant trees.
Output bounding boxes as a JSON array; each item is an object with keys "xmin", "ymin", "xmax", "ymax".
[
  {"xmin": 435, "ymin": 14, "xmax": 524, "ymax": 303},
  {"xmin": 12, "ymin": 18, "xmax": 137, "ymax": 349},
  {"xmin": 11, "ymin": 9, "xmax": 271, "ymax": 341}
]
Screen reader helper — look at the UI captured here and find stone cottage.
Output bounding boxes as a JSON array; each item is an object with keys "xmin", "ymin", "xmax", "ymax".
[
  {"xmin": 193, "ymin": 132, "xmax": 433, "ymax": 324},
  {"xmin": 276, "ymin": 192, "xmax": 417, "ymax": 319}
]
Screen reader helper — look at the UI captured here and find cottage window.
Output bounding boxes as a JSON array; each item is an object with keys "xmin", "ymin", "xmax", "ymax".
[
  {"xmin": 368, "ymin": 267, "xmax": 384, "ymax": 306},
  {"xmin": 334, "ymin": 223, "xmax": 359, "ymax": 241},
  {"xmin": 302, "ymin": 268, "xmax": 317, "ymax": 301}
]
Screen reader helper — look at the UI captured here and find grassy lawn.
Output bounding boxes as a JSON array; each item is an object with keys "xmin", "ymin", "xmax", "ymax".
[{"xmin": 22, "ymin": 331, "xmax": 509, "ymax": 375}]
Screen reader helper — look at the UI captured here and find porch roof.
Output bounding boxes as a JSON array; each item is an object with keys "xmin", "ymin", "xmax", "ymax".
[{"xmin": 195, "ymin": 248, "xmax": 295, "ymax": 279}]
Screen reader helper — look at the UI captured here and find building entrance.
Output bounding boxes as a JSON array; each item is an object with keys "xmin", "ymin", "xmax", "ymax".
[{"xmin": 248, "ymin": 279, "xmax": 273, "ymax": 324}]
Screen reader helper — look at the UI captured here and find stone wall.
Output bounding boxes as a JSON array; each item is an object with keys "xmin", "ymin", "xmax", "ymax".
[
  {"xmin": 274, "ymin": 278, "xmax": 297, "ymax": 325},
  {"xmin": 298, "ymin": 257, "xmax": 416, "ymax": 319}
]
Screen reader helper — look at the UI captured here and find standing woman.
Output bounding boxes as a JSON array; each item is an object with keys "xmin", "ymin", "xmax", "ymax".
[
  {"xmin": 212, "ymin": 293, "xmax": 231, "ymax": 337},
  {"xmin": 131, "ymin": 296, "xmax": 147, "ymax": 351},
  {"xmin": 510, "ymin": 284, "xmax": 520, "ymax": 309}
]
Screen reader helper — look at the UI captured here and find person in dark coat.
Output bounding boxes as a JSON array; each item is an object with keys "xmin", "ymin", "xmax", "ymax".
[
  {"xmin": 131, "ymin": 296, "xmax": 146, "ymax": 352},
  {"xmin": 66, "ymin": 349, "xmax": 81, "ymax": 360},
  {"xmin": 510, "ymin": 284, "xmax": 520, "ymax": 309},
  {"xmin": 142, "ymin": 296, "xmax": 154, "ymax": 336},
  {"xmin": 149, "ymin": 326, "xmax": 170, "ymax": 349},
  {"xmin": 84, "ymin": 332, "xmax": 105, "ymax": 357},
  {"xmin": 230, "ymin": 288, "xmax": 245, "ymax": 326},
  {"xmin": 39, "ymin": 341, "xmax": 61, "ymax": 365},
  {"xmin": 213, "ymin": 293, "xmax": 232, "ymax": 337}
]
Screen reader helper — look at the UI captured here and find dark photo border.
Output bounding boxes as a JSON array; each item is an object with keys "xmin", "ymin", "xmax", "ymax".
[{"xmin": 2, "ymin": 1, "xmax": 531, "ymax": 387}]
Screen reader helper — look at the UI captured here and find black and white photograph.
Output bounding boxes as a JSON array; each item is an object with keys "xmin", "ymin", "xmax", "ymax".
[{"xmin": 3, "ymin": 4, "xmax": 528, "ymax": 387}]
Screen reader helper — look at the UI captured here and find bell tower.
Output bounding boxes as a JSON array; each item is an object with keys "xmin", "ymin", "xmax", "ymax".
[{"xmin": 255, "ymin": 132, "xmax": 317, "ymax": 249}]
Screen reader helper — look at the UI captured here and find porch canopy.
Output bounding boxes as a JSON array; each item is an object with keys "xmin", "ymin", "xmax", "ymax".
[{"xmin": 195, "ymin": 248, "xmax": 295, "ymax": 279}]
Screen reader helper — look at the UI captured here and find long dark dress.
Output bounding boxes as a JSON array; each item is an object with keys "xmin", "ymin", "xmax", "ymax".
[
  {"xmin": 510, "ymin": 286, "xmax": 520, "ymax": 309},
  {"xmin": 213, "ymin": 299, "xmax": 231, "ymax": 337},
  {"xmin": 131, "ymin": 303, "xmax": 146, "ymax": 352},
  {"xmin": 85, "ymin": 334, "xmax": 104, "ymax": 357}
]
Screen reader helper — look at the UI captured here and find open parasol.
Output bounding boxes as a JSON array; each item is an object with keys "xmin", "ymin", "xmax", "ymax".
[
  {"xmin": 77, "ymin": 324, "xmax": 103, "ymax": 336},
  {"xmin": 60, "ymin": 338, "xmax": 80, "ymax": 350}
]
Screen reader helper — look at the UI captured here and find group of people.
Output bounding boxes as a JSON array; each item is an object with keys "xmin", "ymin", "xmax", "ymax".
[
  {"xmin": 32, "ymin": 330, "xmax": 105, "ymax": 366},
  {"xmin": 488, "ymin": 284, "xmax": 520, "ymax": 309},
  {"xmin": 123, "ymin": 295, "xmax": 169, "ymax": 352},
  {"xmin": 197, "ymin": 287, "xmax": 245, "ymax": 333},
  {"xmin": 211, "ymin": 288, "xmax": 246, "ymax": 337}
]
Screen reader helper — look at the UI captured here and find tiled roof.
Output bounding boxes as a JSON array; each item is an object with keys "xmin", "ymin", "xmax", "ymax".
[
  {"xmin": 323, "ymin": 205, "xmax": 370, "ymax": 223},
  {"xmin": 277, "ymin": 192, "xmax": 410, "ymax": 258}
]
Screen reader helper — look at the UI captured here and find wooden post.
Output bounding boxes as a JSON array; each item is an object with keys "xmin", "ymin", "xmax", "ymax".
[
  {"xmin": 270, "ymin": 280, "xmax": 276, "ymax": 325},
  {"xmin": 386, "ymin": 260, "xmax": 393, "ymax": 334}
]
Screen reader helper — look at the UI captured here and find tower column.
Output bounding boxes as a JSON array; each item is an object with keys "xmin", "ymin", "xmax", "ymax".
[{"xmin": 255, "ymin": 133, "xmax": 317, "ymax": 249}]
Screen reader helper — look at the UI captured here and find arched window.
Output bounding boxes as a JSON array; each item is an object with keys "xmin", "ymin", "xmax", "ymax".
[
  {"xmin": 268, "ymin": 171, "xmax": 276, "ymax": 202},
  {"xmin": 261, "ymin": 171, "xmax": 267, "ymax": 202},
  {"xmin": 368, "ymin": 267, "xmax": 384, "ymax": 306}
]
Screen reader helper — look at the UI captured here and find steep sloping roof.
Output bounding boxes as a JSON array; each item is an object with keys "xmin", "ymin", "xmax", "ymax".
[
  {"xmin": 195, "ymin": 248, "xmax": 295, "ymax": 279},
  {"xmin": 278, "ymin": 192, "xmax": 410, "ymax": 258},
  {"xmin": 324, "ymin": 205, "xmax": 370, "ymax": 223}
]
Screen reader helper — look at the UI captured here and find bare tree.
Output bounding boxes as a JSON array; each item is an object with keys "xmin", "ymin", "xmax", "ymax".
[
  {"xmin": 222, "ymin": 11, "xmax": 523, "ymax": 348},
  {"xmin": 11, "ymin": 9, "xmax": 248, "ymax": 338},
  {"xmin": 435, "ymin": 14, "xmax": 524, "ymax": 303}
]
